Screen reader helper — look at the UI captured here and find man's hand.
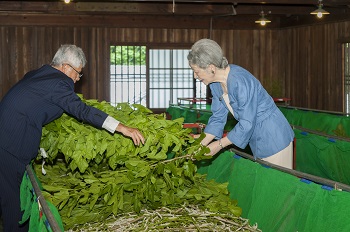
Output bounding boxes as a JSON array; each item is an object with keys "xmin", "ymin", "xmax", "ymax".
[{"xmin": 116, "ymin": 123, "xmax": 145, "ymax": 146}]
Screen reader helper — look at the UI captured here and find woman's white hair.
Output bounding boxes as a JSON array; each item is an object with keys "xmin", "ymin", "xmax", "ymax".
[{"xmin": 187, "ymin": 38, "xmax": 228, "ymax": 69}]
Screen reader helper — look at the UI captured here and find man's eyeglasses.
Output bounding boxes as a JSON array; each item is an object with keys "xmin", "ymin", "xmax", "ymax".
[{"xmin": 64, "ymin": 63, "xmax": 83, "ymax": 78}]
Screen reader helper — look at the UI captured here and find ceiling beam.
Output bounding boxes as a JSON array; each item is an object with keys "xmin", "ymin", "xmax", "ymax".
[
  {"xmin": 0, "ymin": 1, "xmax": 348, "ymax": 15},
  {"xmin": 16, "ymin": 0, "xmax": 348, "ymax": 4},
  {"xmin": 52, "ymin": 0, "xmax": 350, "ymax": 6},
  {"xmin": 0, "ymin": 1, "xmax": 349, "ymax": 29},
  {"xmin": 1, "ymin": 10, "xmax": 349, "ymax": 29}
]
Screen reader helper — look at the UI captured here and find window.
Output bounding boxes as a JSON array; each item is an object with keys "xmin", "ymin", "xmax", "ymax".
[
  {"xmin": 110, "ymin": 46, "xmax": 206, "ymax": 110},
  {"xmin": 149, "ymin": 49, "xmax": 204, "ymax": 108},
  {"xmin": 110, "ymin": 46, "xmax": 147, "ymax": 106},
  {"xmin": 344, "ymin": 43, "xmax": 350, "ymax": 113}
]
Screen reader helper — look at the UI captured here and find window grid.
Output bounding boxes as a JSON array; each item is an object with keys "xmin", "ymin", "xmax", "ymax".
[
  {"xmin": 110, "ymin": 46, "xmax": 146, "ymax": 106},
  {"xmin": 110, "ymin": 46, "xmax": 206, "ymax": 109}
]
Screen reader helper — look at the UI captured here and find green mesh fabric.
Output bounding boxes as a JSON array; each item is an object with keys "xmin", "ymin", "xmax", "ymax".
[
  {"xmin": 294, "ymin": 128, "xmax": 350, "ymax": 185},
  {"xmin": 197, "ymin": 111, "xmax": 212, "ymax": 124},
  {"xmin": 182, "ymin": 109, "xmax": 198, "ymax": 123},
  {"xmin": 197, "ymin": 151, "xmax": 350, "ymax": 232},
  {"xmin": 167, "ymin": 105, "xmax": 238, "ymax": 131},
  {"xmin": 20, "ymin": 172, "xmax": 35, "ymax": 224},
  {"xmin": 169, "ymin": 105, "xmax": 350, "ymax": 186},
  {"xmin": 166, "ymin": 105, "xmax": 184, "ymax": 120},
  {"xmin": 279, "ymin": 107, "xmax": 350, "ymax": 137},
  {"xmin": 29, "ymin": 200, "xmax": 40, "ymax": 232},
  {"xmin": 166, "ymin": 106, "xmax": 199, "ymax": 123},
  {"xmin": 20, "ymin": 170, "xmax": 65, "ymax": 231},
  {"xmin": 46, "ymin": 201, "xmax": 65, "ymax": 232}
]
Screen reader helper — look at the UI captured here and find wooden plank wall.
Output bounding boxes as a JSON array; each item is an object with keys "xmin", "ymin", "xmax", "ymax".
[
  {"xmin": 279, "ymin": 22, "xmax": 350, "ymax": 112},
  {"xmin": 1, "ymin": 21, "xmax": 350, "ymax": 112}
]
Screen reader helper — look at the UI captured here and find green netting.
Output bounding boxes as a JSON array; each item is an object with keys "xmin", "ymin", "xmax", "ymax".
[
  {"xmin": 167, "ymin": 105, "xmax": 237, "ymax": 131},
  {"xmin": 182, "ymin": 109, "xmax": 198, "ymax": 123},
  {"xmin": 20, "ymin": 170, "xmax": 65, "ymax": 232},
  {"xmin": 279, "ymin": 107, "xmax": 350, "ymax": 137},
  {"xmin": 169, "ymin": 105, "xmax": 350, "ymax": 186},
  {"xmin": 198, "ymin": 151, "xmax": 350, "ymax": 232},
  {"xmin": 294, "ymin": 128, "xmax": 350, "ymax": 185},
  {"xmin": 166, "ymin": 105, "xmax": 184, "ymax": 120},
  {"xmin": 197, "ymin": 111, "xmax": 212, "ymax": 124},
  {"xmin": 168, "ymin": 105, "xmax": 350, "ymax": 137},
  {"xmin": 166, "ymin": 105, "xmax": 198, "ymax": 123}
]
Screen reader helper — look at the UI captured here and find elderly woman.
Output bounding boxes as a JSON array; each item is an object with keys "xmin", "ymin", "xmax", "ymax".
[{"xmin": 188, "ymin": 38, "xmax": 294, "ymax": 169}]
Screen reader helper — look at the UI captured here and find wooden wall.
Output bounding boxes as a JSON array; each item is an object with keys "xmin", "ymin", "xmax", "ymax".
[
  {"xmin": 279, "ymin": 22, "xmax": 350, "ymax": 112},
  {"xmin": 211, "ymin": 22, "xmax": 350, "ymax": 112},
  {"xmin": 1, "ymin": 18, "xmax": 350, "ymax": 112}
]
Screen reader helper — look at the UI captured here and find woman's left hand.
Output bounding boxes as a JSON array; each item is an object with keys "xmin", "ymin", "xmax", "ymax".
[{"xmin": 207, "ymin": 140, "xmax": 223, "ymax": 156}]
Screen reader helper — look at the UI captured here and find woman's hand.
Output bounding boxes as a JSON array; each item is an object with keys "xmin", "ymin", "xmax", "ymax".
[
  {"xmin": 207, "ymin": 137, "xmax": 231, "ymax": 156},
  {"xmin": 115, "ymin": 123, "xmax": 145, "ymax": 146},
  {"xmin": 207, "ymin": 140, "xmax": 223, "ymax": 156}
]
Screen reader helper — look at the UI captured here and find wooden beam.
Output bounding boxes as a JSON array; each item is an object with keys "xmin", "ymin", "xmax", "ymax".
[
  {"xmin": 75, "ymin": 2, "xmax": 234, "ymax": 15},
  {"xmin": 0, "ymin": 1, "xmax": 348, "ymax": 15},
  {"xmin": 0, "ymin": 13, "xmax": 281, "ymax": 29},
  {"xmin": 19, "ymin": 0, "xmax": 347, "ymax": 5},
  {"xmin": 280, "ymin": 13, "xmax": 350, "ymax": 28}
]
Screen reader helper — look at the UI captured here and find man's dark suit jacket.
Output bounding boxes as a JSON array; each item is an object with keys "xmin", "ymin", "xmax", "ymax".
[{"xmin": 0, "ymin": 64, "xmax": 108, "ymax": 165}]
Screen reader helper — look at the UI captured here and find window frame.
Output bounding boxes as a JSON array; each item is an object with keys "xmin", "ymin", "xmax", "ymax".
[{"xmin": 109, "ymin": 43, "xmax": 206, "ymax": 113}]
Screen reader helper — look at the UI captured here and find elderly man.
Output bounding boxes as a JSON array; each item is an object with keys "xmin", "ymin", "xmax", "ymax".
[{"xmin": 0, "ymin": 44, "xmax": 145, "ymax": 231}]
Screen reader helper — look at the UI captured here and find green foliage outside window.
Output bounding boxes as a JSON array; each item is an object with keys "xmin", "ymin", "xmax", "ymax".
[{"xmin": 110, "ymin": 46, "xmax": 146, "ymax": 65}]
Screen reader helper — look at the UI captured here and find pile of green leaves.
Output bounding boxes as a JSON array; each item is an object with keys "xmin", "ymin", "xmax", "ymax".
[
  {"xmin": 40, "ymin": 97, "xmax": 200, "ymax": 173},
  {"xmin": 36, "ymin": 96, "xmax": 242, "ymax": 229}
]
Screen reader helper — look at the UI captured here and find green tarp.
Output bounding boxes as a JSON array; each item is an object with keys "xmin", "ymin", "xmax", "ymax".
[
  {"xmin": 167, "ymin": 105, "xmax": 350, "ymax": 186},
  {"xmin": 166, "ymin": 104, "xmax": 237, "ymax": 132},
  {"xmin": 20, "ymin": 169, "xmax": 64, "ymax": 232},
  {"xmin": 198, "ymin": 151, "xmax": 350, "ymax": 232},
  {"xmin": 279, "ymin": 107, "xmax": 350, "ymax": 185},
  {"xmin": 167, "ymin": 104, "xmax": 213, "ymax": 124},
  {"xmin": 279, "ymin": 107, "xmax": 350, "ymax": 137},
  {"xmin": 295, "ymin": 128, "xmax": 350, "ymax": 185}
]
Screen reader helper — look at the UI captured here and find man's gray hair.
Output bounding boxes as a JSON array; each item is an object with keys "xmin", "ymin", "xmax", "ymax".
[
  {"xmin": 187, "ymin": 38, "xmax": 228, "ymax": 69},
  {"xmin": 51, "ymin": 44, "xmax": 87, "ymax": 67}
]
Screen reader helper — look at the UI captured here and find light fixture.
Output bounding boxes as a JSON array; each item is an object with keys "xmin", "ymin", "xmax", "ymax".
[
  {"xmin": 310, "ymin": 0, "xmax": 330, "ymax": 18},
  {"xmin": 64, "ymin": 0, "xmax": 71, "ymax": 4},
  {"xmin": 255, "ymin": 11, "xmax": 271, "ymax": 26}
]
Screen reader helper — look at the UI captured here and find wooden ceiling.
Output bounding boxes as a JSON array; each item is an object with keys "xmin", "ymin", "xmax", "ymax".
[{"xmin": 1, "ymin": 0, "xmax": 350, "ymax": 28}]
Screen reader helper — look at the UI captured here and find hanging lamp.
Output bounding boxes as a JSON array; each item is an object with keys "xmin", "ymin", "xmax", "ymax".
[
  {"xmin": 255, "ymin": 11, "xmax": 271, "ymax": 26},
  {"xmin": 310, "ymin": 0, "xmax": 330, "ymax": 18}
]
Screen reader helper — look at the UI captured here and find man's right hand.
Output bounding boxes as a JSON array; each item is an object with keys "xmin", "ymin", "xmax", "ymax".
[{"xmin": 115, "ymin": 123, "xmax": 145, "ymax": 146}]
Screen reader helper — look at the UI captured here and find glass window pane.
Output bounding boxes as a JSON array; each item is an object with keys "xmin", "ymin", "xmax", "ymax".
[
  {"xmin": 110, "ymin": 46, "xmax": 146, "ymax": 106},
  {"xmin": 111, "ymin": 46, "xmax": 206, "ymax": 110},
  {"xmin": 149, "ymin": 49, "xmax": 194, "ymax": 108}
]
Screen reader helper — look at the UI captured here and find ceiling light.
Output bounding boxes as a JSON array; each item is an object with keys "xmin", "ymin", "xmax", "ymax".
[
  {"xmin": 64, "ymin": 0, "xmax": 71, "ymax": 4},
  {"xmin": 310, "ymin": 0, "xmax": 330, "ymax": 18},
  {"xmin": 255, "ymin": 11, "xmax": 271, "ymax": 26}
]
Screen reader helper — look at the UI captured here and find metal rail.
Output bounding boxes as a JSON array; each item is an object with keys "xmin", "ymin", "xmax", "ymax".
[
  {"xmin": 292, "ymin": 125, "xmax": 350, "ymax": 143},
  {"xmin": 169, "ymin": 103, "xmax": 212, "ymax": 113},
  {"xmin": 170, "ymin": 104, "xmax": 350, "ymax": 191},
  {"xmin": 25, "ymin": 165, "xmax": 62, "ymax": 232},
  {"xmin": 280, "ymin": 105, "xmax": 350, "ymax": 116},
  {"xmin": 229, "ymin": 148, "xmax": 350, "ymax": 192}
]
